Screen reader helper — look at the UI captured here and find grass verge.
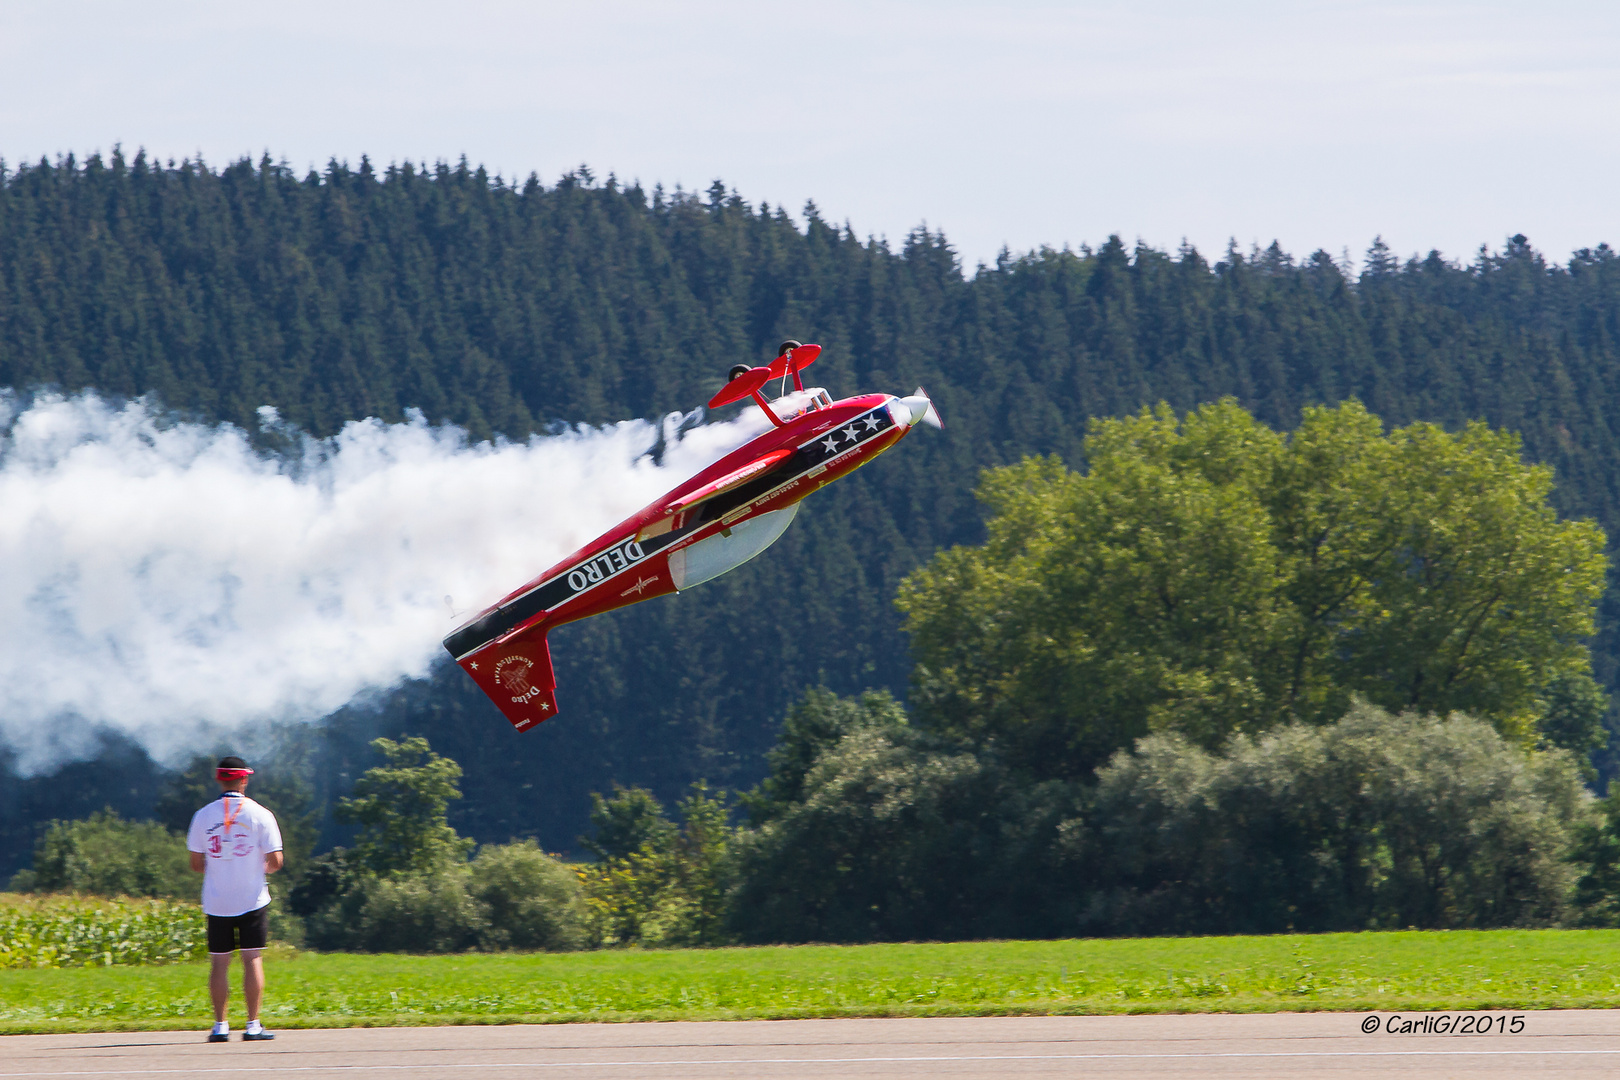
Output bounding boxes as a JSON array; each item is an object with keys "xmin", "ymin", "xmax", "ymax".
[{"xmin": 4, "ymin": 929, "xmax": 1620, "ymax": 1034}]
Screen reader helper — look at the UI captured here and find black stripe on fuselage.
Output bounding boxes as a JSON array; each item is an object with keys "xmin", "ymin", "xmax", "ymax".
[{"xmin": 443, "ymin": 404, "xmax": 894, "ymax": 659}]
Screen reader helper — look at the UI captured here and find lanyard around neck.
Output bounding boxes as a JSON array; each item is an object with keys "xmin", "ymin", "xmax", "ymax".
[{"xmin": 221, "ymin": 793, "xmax": 245, "ymax": 835}]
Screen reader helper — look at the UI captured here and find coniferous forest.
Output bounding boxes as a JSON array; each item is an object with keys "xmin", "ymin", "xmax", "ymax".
[{"xmin": 3, "ymin": 151, "xmax": 1620, "ymax": 876}]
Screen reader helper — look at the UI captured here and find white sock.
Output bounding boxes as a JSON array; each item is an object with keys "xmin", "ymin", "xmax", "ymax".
[
  {"xmin": 246, "ymin": 1020, "xmax": 263, "ymax": 1035},
  {"xmin": 212, "ymin": 1021, "xmax": 229, "ymax": 1035}
]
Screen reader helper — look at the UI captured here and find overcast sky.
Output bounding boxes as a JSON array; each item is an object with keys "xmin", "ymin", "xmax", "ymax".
[{"xmin": 4, "ymin": 1, "xmax": 1616, "ymax": 269}]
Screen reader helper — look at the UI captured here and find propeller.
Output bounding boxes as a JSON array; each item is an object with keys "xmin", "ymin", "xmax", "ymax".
[{"xmin": 897, "ymin": 386, "xmax": 943, "ymax": 430}]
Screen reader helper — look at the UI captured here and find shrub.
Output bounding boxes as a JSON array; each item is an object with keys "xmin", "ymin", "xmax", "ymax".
[
  {"xmin": 14, "ymin": 811, "xmax": 193, "ymax": 899},
  {"xmin": 1086, "ymin": 701, "xmax": 1592, "ymax": 934},
  {"xmin": 579, "ymin": 784, "xmax": 735, "ymax": 948},
  {"xmin": 353, "ymin": 869, "xmax": 490, "ymax": 953},
  {"xmin": 727, "ymin": 691, "xmax": 1591, "ymax": 943},
  {"xmin": 470, "ymin": 841, "xmax": 587, "ymax": 951},
  {"xmin": 729, "ymin": 722, "xmax": 1082, "ymax": 944},
  {"xmin": 1572, "ymin": 783, "xmax": 1620, "ymax": 925},
  {"xmin": 300, "ymin": 843, "xmax": 586, "ymax": 953},
  {"xmin": 15, "ymin": 809, "xmax": 304, "ymax": 945},
  {"xmin": 303, "ymin": 865, "xmax": 480, "ymax": 953}
]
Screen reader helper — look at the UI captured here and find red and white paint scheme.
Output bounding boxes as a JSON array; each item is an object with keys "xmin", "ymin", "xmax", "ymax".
[{"xmin": 443, "ymin": 341, "xmax": 942, "ymax": 731}]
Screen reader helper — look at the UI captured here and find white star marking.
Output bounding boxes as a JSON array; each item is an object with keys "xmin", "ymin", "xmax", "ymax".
[
  {"xmin": 470, "ymin": 662, "xmax": 478, "ymax": 670},
  {"xmin": 821, "ymin": 436, "xmax": 839, "ymax": 453},
  {"xmin": 539, "ymin": 702, "xmax": 551, "ymax": 713},
  {"xmin": 862, "ymin": 415, "xmax": 882, "ymax": 431},
  {"xmin": 841, "ymin": 426, "xmax": 859, "ymax": 442}
]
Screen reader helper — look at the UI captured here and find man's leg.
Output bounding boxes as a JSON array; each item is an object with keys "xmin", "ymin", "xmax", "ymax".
[
  {"xmin": 209, "ymin": 953, "xmax": 234, "ymax": 1023},
  {"xmin": 241, "ymin": 949, "xmax": 264, "ymax": 1022},
  {"xmin": 235, "ymin": 906, "xmax": 274, "ymax": 1039}
]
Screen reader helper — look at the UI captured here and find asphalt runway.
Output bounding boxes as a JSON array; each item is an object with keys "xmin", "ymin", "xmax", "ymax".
[{"xmin": 6, "ymin": 1011, "xmax": 1620, "ymax": 1079}]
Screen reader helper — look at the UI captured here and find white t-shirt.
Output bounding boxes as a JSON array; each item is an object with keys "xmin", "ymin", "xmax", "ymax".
[{"xmin": 186, "ymin": 794, "xmax": 283, "ymax": 917}]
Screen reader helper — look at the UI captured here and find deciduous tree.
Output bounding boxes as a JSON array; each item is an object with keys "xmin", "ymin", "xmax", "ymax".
[
  {"xmin": 336, "ymin": 736, "xmax": 473, "ymax": 874},
  {"xmin": 898, "ymin": 401, "xmax": 1608, "ymax": 777}
]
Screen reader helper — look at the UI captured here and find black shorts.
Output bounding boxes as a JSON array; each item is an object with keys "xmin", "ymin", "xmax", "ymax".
[{"xmin": 207, "ymin": 904, "xmax": 270, "ymax": 954}]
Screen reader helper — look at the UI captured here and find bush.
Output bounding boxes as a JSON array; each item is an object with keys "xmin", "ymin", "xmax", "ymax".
[
  {"xmin": 730, "ymin": 719, "xmax": 1082, "ymax": 944},
  {"xmin": 725, "ymin": 691, "xmax": 1594, "ymax": 944},
  {"xmin": 1572, "ymin": 783, "xmax": 1620, "ymax": 925},
  {"xmin": 13, "ymin": 811, "xmax": 193, "ymax": 899},
  {"xmin": 296, "ymin": 740, "xmax": 586, "ymax": 953},
  {"xmin": 1085, "ymin": 701, "xmax": 1591, "ymax": 934},
  {"xmin": 14, "ymin": 809, "xmax": 305, "ymax": 945},
  {"xmin": 470, "ymin": 841, "xmax": 587, "ymax": 952},
  {"xmin": 579, "ymin": 785, "xmax": 734, "ymax": 948},
  {"xmin": 732, "ymin": 727, "xmax": 983, "ymax": 943},
  {"xmin": 301, "ymin": 842, "xmax": 586, "ymax": 953},
  {"xmin": 352, "ymin": 868, "xmax": 490, "ymax": 953}
]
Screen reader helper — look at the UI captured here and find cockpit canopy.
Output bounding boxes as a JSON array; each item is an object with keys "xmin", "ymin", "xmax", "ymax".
[{"xmin": 765, "ymin": 387, "xmax": 834, "ymax": 423}]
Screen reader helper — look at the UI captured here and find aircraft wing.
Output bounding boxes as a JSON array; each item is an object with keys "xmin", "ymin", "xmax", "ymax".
[{"xmin": 638, "ymin": 447, "xmax": 794, "ymax": 540}]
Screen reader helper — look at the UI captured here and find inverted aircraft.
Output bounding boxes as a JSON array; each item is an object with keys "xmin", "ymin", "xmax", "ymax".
[{"xmin": 443, "ymin": 341, "xmax": 942, "ymax": 731}]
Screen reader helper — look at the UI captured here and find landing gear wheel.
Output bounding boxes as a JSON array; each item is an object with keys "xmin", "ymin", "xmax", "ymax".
[
  {"xmin": 776, "ymin": 339, "xmax": 802, "ymax": 357},
  {"xmin": 727, "ymin": 364, "xmax": 752, "ymax": 382}
]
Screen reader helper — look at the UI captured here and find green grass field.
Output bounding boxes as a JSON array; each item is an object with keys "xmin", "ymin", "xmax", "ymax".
[{"xmin": 4, "ymin": 929, "xmax": 1620, "ymax": 1033}]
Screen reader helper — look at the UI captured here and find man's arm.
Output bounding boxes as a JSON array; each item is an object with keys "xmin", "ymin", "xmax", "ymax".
[
  {"xmin": 260, "ymin": 811, "xmax": 285, "ymax": 874},
  {"xmin": 186, "ymin": 808, "xmax": 205, "ymax": 872}
]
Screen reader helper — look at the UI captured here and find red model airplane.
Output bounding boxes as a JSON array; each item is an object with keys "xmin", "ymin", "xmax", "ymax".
[{"xmin": 443, "ymin": 341, "xmax": 942, "ymax": 731}]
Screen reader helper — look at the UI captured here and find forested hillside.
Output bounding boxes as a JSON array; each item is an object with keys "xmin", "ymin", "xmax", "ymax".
[{"xmin": 2, "ymin": 151, "xmax": 1618, "ymax": 866}]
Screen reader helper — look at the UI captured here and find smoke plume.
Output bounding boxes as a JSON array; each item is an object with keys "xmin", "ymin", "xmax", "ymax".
[{"xmin": 0, "ymin": 390, "xmax": 768, "ymax": 772}]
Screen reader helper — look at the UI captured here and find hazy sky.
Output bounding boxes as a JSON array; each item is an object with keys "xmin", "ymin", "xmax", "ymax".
[{"xmin": 4, "ymin": 1, "xmax": 1616, "ymax": 268}]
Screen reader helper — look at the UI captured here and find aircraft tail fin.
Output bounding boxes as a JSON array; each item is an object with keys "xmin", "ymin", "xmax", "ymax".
[{"xmin": 454, "ymin": 625, "xmax": 559, "ymax": 732}]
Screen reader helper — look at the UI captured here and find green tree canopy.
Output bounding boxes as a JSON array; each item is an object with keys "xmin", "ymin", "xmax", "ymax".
[
  {"xmin": 898, "ymin": 400, "xmax": 1609, "ymax": 778},
  {"xmin": 742, "ymin": 687, "xmax": 911, "ymax": 825},
  {"xmin": 336, "ymin": 737, "xmax": 473, "ymax": 874},
  {"xmin": 11, "ymin": 811, "xmax": 192, "ymax": 898},
  {"xmin": 578, "ymin": 782, "xmax": 735, "ymax": 947},
  {"xmin": 579, "ymin": 785, "xmax": 677, "ymax": 862}
]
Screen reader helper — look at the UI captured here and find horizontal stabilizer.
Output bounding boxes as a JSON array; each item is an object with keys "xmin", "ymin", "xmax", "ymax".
[
  {"xmin": 708, "ymin": 366, "xmax": 771, "ymax": 409},
  {"xmin": 767, "ymin": 343, "xmax": 820, "ymax": 379},
  {"xmin": 457, "ymin": 627, "xmax": 559, "ymax": 732}
]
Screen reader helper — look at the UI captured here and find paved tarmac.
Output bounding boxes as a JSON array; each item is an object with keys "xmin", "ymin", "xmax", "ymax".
[{"xmin": 5, "ymin": 1011, "xmax": 1620, "ymax": 1079}]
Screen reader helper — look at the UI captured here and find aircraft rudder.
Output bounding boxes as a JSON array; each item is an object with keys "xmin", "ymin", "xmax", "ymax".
[{"xmin": 456, "ymin": 627, "xmax": 561, "ymax": 732}]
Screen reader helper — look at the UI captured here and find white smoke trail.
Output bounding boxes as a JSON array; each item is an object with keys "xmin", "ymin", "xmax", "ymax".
[{"xmin": 0, "ymin": 390, "xmax": 772, "ymax": 772}]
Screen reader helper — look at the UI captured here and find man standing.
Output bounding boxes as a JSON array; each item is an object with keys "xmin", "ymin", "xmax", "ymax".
[{"xmin": 187, "ymin": 756, "xmax": 284, "ymax": 1043}]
